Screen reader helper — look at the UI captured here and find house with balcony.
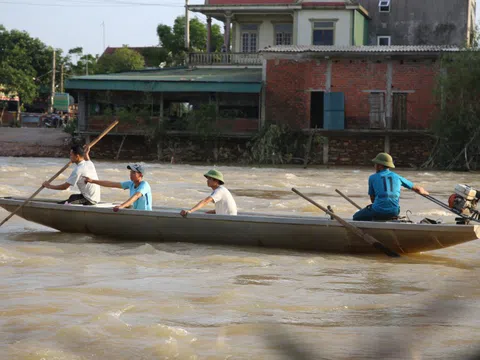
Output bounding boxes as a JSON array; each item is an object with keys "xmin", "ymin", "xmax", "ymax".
[{"xmin": 188, "ymin": 0, "xmax": 370, "ymax": 65}]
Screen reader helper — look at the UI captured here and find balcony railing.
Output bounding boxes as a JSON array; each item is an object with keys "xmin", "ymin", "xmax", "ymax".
[{"xmin": 188, "ymin": 52, "xmax": 262, "ymax": 66}]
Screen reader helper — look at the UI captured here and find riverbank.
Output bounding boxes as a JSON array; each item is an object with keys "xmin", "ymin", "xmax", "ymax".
[
  {"xmin": 0, "ymin": 128, "xmax": 70, "ymax": 157},
  {"xmin": 0, "ymin": 127, "xmax": 433, "ymax": 168}
]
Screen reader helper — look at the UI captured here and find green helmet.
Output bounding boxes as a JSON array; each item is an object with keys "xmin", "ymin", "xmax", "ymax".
[
  {"xmin": 372, "ymin": 152, "xmax": 395, "ymax": 168},
  {"xmin": 204, "ymin": 169, "xmax": 225, "ymax": 184}
]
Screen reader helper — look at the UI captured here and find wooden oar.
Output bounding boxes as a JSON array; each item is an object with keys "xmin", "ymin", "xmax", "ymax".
[
  {"xmin": 335, "ymin": 189, "xmax": 362, "ymax": 210},
  {"xmin": 0, "ymin": 120, "xmax": 119, "ymax": 227},
  {"xmin": 292, "ymin": 188, "xmax": 400, "ymax": 258}
]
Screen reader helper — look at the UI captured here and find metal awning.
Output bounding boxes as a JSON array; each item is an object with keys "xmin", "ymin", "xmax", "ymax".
[{"xmin": 66, "ymin": 67, "xmax": 263, "ymax": 93}]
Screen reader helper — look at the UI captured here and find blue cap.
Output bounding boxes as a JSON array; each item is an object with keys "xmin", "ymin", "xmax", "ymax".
[{"xmin": 127, "ymin": 163, "xmax": 145, "ymax": 175}]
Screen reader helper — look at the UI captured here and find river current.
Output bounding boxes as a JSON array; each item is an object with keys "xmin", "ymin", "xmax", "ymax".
[{"xmin": 1, "ymin": 157, "xmax": 480, "ymax": 359}]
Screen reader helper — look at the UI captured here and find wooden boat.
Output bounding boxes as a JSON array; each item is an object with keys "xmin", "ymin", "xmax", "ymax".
[{"xmin": 0, "ymin": 196, "xmax": 479, "ymax": 254}]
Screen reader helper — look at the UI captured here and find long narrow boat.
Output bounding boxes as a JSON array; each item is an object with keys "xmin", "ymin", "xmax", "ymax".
[{"xmin": 0, "ymin": 196, "xmax": 479, "ymax": 254}]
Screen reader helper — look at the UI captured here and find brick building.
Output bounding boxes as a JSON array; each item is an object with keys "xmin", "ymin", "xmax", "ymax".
[{"xmin": 262, "ymin": 45, "xmax": 456, "ymax": 131}]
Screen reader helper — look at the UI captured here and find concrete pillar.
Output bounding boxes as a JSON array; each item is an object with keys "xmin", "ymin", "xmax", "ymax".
[
  {"xmin": 384, "ymin": 135, "xmax": 390, "ymax": 153},
  {"xmin": 207, "ymin": 17, "xmax": 212, "ymax": 53},
  {"xmin": 323, "ymin": 140, "xmax": 329, "ymax": 165},
  {"xmin": 78, "ymin": 92, "xmax": 86, "ymax": 131},
  {"xmin": 386, "ymin": 61, "xmax": 393, "ymax": 129},
  {"xmin": 159, "ymin": 92, "xmax": 164, "ymax": 125},
  {"xmin": 224, "ymin": 14, "xmax": 232, "ymax": 51},
  {"xmin": 326, "ymin": 59, "xmax": 332, "ymax": 92}
]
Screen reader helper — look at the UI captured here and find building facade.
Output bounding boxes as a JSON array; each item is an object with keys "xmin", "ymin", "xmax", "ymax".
[
  {"xmin": 188, "ymin": 0, "xmax": 370, "ymax": 58},
  {"xmin": 262, "ymin": 45, "xmax": 452, "ymax": 131},
  {"xmin": 360, "ymin": 0, "xmax": 476, "ymax": 46}
]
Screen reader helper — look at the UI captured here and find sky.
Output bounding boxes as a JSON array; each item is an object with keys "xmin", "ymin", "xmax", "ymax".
[
  {"xmin": 0, "ymin": 0, "xmax": 207, "ymax": 56},
  {"xmin": 0, "ymin": 0, "xmax": 479, "ymax": 57}
]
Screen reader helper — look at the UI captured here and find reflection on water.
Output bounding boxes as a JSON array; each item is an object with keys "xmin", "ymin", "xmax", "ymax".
[{"xmin": 1, "ymin": 157, "xmax": 480, "ymax": 359}]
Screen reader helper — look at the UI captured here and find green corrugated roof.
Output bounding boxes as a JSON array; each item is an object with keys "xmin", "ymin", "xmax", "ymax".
[{"xmin": 66, "ymin": 67, "xmax": 263, "ymax": 93}]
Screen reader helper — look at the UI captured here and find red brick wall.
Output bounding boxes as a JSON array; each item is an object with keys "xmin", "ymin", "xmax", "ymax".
[
  {"xmin": 266, "ymin": 59, "xmax": 327, "ymax": 129},
  {"xmin": 392, "ymin": 60, "xmax": 438, "ymax": 129},
  {"xmin": 265, "ymin": 57, "xmax": 439, "ymax": 130}
]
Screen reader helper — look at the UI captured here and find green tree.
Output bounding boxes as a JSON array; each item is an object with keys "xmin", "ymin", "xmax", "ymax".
[
  {"xmin": 157, "ymin": 16, "xmax": 225, "ymax": 60},
  {"xmin": 429, "ymin": 39, "xmax": 480, "ymax": 170},
  {"xmin": 139, "ymin": 47, "xmax": 169, "ymax": 67},
  {"xmin": 96, "ymin": 46, "xmax": 145, "ymax": 74},
  {"xmin": 0, "ymin": 25, "xmax": 57, "ymax": 118}
]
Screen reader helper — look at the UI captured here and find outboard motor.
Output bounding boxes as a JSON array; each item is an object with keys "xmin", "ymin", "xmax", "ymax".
[{"xmin": 448, "ymin": 184, "xmax": 480, "ymax": 224}]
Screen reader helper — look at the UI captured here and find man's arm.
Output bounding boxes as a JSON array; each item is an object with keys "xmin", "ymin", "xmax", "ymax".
[
  {"xmin": 84, "ymin": 144, "xmax": 91, "ymax": 161},
  {"xmin": 113, "ymin": 192, "xmax": 142, "ymax": 212},
  {"xmin": 399, "ymin": 175, "xmax": 429, "ymax": 195},
  {"xmin": 412, "ymin": 184, "xmax": 429, "ymax": 195},
  {"xmin": 180, "ymin": 196, "xmax": 214, "ymax": 217},
  {"xmin": 83, "ymin": 177, "xmax": 123, "ymax": 189},
  {"xmin": 42, "ymin": 181, "xmax": 71, "ymax": 190}
]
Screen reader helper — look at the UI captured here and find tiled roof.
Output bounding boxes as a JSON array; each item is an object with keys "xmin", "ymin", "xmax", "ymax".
[{"xmin": 261, "ymin": 45, "xmax": 461, "ymax": 53}]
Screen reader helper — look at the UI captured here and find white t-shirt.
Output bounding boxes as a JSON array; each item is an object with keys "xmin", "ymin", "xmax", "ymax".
[
  {"xmin": 66, "ymin": 160, "xmax": 101, "ymax": 203},
  {"xmin": 210, "ymin": 185, "xmax": 237, "ymax": 215}
]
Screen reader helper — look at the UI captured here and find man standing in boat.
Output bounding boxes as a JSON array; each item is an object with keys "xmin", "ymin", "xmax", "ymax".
[
  {"xmin": 180, "ymin": 169, "xmax": 237, "ymax": 216},
  {"xmin": 353, "ymin": 153, "xmax": 429, "ymax": 221},
  {"xmin": 83, "ymin": 163, "xmax": 152, "ymax": 212},
  {"xmin": 42, "ymin": 144, "xmax": 101, "ymax": 205}
]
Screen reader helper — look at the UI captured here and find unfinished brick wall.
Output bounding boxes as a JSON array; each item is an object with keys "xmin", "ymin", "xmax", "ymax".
[{"xmin": 265, "ymin": 56, "xmax": 439, "ymax": 131}]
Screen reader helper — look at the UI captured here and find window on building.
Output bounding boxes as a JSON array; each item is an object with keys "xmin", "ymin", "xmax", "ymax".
[
  {"xmin": 275, "ymin": 24, "xmax": 293, "ymax": 46},
  {"xmin": 241, "ymin": 24, "xmax": 259, "ymax": 53},
  {"xmin": 379, "ymin": 0, "xmax": 391, "ymax": 12},
  {"xmin": 312, "ymin": 21, "xmax": 335, "ymax": 45},
  {"xmin": 377, "ymin": 36, "xmax": 391, "ymax": 46},
  {"xmin": 368, "ymin": 92, "xmax": 386, "ymax": 129}
]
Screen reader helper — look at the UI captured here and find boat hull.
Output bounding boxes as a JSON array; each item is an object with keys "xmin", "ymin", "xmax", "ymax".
[{"xmin": 1, "ymin": 197, "xmax": 479, "ymax": 254}]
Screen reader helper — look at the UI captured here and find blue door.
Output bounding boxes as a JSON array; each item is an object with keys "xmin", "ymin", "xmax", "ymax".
[{"xmin": 324, "ymin": 92, "xmax": 345, "ymax": 130}]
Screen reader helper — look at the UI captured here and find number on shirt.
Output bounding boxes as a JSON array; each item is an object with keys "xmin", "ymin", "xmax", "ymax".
[{"xmin": 382, "ymin": 176, "xmax": 394, "ymax": 192}]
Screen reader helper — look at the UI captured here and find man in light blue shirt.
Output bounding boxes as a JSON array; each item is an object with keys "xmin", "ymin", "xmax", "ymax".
[
  {"xmin": 353, "ymin": 153, "xmax": 428, "ymax": 221},
  {"xmin": 84, "ymin": 163, "xmax": 152, "ymax": 212}
]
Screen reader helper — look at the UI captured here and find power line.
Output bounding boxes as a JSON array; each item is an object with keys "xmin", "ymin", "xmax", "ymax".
[{"xmin": 0, "ymin": 0, "xmax": 184, "ymax": 7}]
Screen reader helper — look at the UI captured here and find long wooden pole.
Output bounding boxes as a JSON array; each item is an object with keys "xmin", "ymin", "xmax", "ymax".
[
  {"xmin": 0, "ymin": 120, "xmax": 119, "ymax": 228},
  {"xmin": 292, "ymin": 188, "xmax": 400, "ymax": 257},
  {"xmin": 335, "ymin": 189, "xmax": 362, "ymax": 210}
]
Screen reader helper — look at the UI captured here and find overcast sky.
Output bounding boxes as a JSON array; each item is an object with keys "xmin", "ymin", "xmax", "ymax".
[{"xmin": 1, "ymin": 0, "xmax": 479, "ymax": 57}]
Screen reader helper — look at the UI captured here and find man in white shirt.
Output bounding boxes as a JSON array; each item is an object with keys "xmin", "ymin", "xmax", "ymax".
[
  {"xmin": 42, "ymin": 144, "xmax": 101, "ymax": 205},
  {"xmin": 180, "ymin": 169, "xmax": 237, "ymax": 216}
]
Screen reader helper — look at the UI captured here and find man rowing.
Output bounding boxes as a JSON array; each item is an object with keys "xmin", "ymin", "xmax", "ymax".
[
  {"xmin": 42, "ymin": 144, "xmax": 100, "ymax": 205},
  {"xmin": 180, "ymin": 169, "xmax": 237, "ymax": 217},
  {"xmin": 84, "ymin": 163, "xmax": 152, "ymax": 212},
  {"xmin": 353, "ymin": 152, "xmax": 429, "ymax": 221}
]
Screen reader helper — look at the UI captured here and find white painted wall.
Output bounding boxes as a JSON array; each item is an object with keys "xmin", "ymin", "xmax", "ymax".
[
  {"xmin": 296, "ymin": 9, "xmax": 352, "ymax": 46},
  {"xmin": 233, "ymin": 15, "xmax": 293, "ymax": 52},
  {"xmin": 231, "ymin": 9, "xmax": 353, "ymax": 52}
]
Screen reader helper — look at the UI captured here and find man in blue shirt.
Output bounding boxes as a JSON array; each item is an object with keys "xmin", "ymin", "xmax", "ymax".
[
  {"xmin": 353, "ymin": 153, "xmax": 428, "ymax": 221},
  {"xmin": 83, "ymin": 163, "xmax": 152, "ymax": 212}
]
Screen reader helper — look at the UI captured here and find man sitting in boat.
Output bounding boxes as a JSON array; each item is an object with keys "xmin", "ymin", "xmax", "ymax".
[
  {"xmin": 83, "ymin": 163, "xmax": 152, "ymax": 212},
  {"xmin": 353, "ymin": 153, "xmax": 429, "ymax": 221},
  {"xmin": 42, "ymin": 144, "xmax": 100, "ymax": 205},
  {"xmin": 180, "ymin": 169, "xmax": 237, "ymax": 216}
]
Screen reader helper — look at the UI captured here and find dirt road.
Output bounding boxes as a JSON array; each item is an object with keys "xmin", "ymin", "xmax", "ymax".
[{"xmin": 0, "ymin": 128, "xmax": 70, "ymax": 157}]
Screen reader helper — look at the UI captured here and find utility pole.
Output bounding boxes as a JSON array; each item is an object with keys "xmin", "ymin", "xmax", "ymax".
[
  {"xmin": 101, "ymin": 21, "xmax": 106, "ymax": 51},
  {"xmin": 185, "ymin": 0, "xmax": 190, "ymax": 50},
  {"xmin": 49, "ymin": 49, "xmax": 56, "ymax": 114},
  {"xmin": 60, "ymin": 63, "xmax": 64, "ymax": 93}
]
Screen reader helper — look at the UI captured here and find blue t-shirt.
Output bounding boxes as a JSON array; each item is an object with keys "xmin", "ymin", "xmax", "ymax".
[
  {"xmin": 368, "ymin": 169, "xmax": 414, "ymax": 214},
  {"xmin": 120, "ymin": 180, "xmax": 152, "ymax": 211}
]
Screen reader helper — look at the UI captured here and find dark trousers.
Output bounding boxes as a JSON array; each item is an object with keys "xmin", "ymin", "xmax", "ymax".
[
  {"xmin": 58, "ymin": 194, "xmax": 95, "ymax": 206},
  {"xmin": 353, "ymin": 205, "xmax": 398, "ymax": 221}
]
